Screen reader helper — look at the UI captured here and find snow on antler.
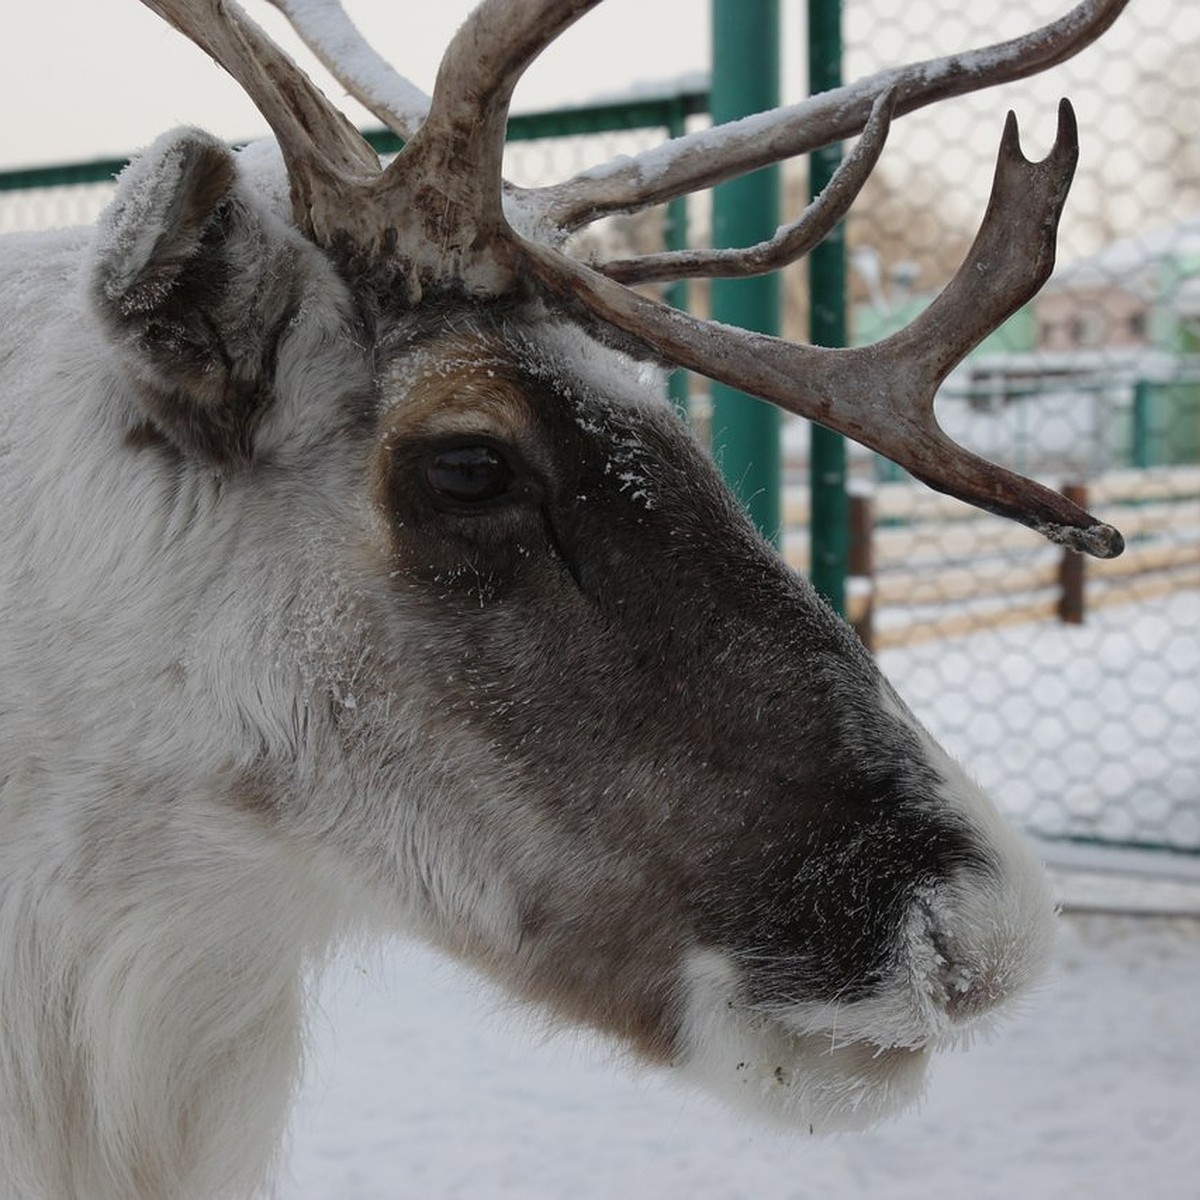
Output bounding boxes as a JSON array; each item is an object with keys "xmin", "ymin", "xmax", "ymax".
[
  {"xmin": 264, "ymin": 0, "xmax": 432, "ymax": 138},
  {"xmin": 535, "ymin": 0, "xmax": 1129, "ymax": 231},
  {"xmin": 596, "ymin": 89, "xmax": 898, "ymax": 285}
]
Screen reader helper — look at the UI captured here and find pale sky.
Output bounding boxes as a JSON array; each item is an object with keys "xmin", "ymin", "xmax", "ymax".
[
  {"xmin": 0, "ymin": 1, "xmax": 747, "ymax": 170},
  {"xmin": 0, "ymin": 1, "xmax": 1185, "ymax": 267}
]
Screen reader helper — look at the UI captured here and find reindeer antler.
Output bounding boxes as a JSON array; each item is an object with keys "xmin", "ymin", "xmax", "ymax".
[
  {"xmin": 519, "ymin": 101, "xmax": 1123, "ymax": 557},
  {"xmin": 262, "ymin": 0, "xmax": 431, "ymax": 140},
  {"xmin": 537, "ymin": 0, "xmax": 1128, "ymax": 233},
  {"xmin": 596, "ymin": 89, "xmax": 898, "ymax": 287},
  {"xmin": 365, "ymin": 0, "xmax": 601, "ymax": 296},
  {"xmin": 142, "ymin": 0, "xmax": 1129, "ymax": 557}
]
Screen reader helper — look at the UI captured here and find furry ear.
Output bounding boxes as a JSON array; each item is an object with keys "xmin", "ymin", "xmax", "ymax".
[{"xmin": 93, "ymin": 128, "xmax": 310, "ymax": 464}]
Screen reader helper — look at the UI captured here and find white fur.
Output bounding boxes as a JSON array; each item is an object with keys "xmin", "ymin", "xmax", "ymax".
[
  {"xmin": 676, "ymin": 950, "xmax": 931, "ymax": 1133},
  {"xmin": 0, "ymin": 225, "xmax": 373, "ymax": 1198},
  {"xmin": 0, "ymin": 789, "xmax": 347, "ymax": 1199},
  {"xmin": 0, "ymin": 215, "xmax": 586, "ymax": 1198}
]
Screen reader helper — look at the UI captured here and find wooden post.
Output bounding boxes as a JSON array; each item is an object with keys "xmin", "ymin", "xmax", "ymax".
[
  {"xmin": 848, "ymin": 490, "xmax": 875, "ymax": 650},
  {"xmin": 1058, "ymin": 481, "xmax": 1088, "ymax": 625}
]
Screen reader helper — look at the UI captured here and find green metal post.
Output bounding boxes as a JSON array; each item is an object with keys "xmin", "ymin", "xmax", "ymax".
[
  {"xmin": 1131, "ymin": 379, "xmax": 1153, "ymax": 468},
  {"xmin": 710, "ymin": 0, "xmax": 782, "ymax": 544},
  {"xmin": 807, "ymin": 0, "xmax": 848, "ymax": 614}
]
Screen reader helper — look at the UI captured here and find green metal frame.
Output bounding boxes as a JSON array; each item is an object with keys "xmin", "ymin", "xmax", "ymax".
[
  {"xmin": 0, "ymin": 157, "xmax": 129, "ymax": 192},
  {"xmin": 0, "ymin": 89, "xmax": 710, "ymax": 193},
  {"xmin": 709, "ymin": 0, "xmax": 783, "ymax": 546},
  {"xmin": 807, "ymin": 0, "xmax": 849, "ymax": 615}
]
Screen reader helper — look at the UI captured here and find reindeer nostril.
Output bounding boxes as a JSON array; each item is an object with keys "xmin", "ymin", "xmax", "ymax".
[
  {"xmin": 942, "ymin": 968, "xmax": 1006, "ymax": 1022},
  {"xmin": 903, "ymin": 882, "xmax": 1038, "ymax": 1033}
]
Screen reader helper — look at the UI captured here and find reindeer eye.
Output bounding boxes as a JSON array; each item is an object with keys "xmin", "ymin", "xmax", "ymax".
[{"xmin": 425, "ymin": 445, "xmax": 515, "ymax": 505}]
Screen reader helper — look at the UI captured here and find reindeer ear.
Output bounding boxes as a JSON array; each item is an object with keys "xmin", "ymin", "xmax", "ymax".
[{"xmin": 93, "ymin": 128, "xmax": 307, "ymax": 464}]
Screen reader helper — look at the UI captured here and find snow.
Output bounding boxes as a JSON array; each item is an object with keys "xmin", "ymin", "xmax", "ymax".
[
  {"xmin": 274, "ymin": 0, "xmax": 431, "ymax": 136},
  {"xmin": 284, "ymin": 912, "xmax": 1200, "ymax": 1199}
]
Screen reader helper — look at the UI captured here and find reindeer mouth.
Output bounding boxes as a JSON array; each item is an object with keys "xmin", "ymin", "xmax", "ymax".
[
  {"xmin": 672, "ymin": 950, "xmax": 938, "ymax": 1132},
  {"xmin": 704, "ymin": 1024, "xmax": 933, "ymax": 1134},
  {"xmin": 673, "ymin": 877, "xmax": 1052, "ymax": 1134}
]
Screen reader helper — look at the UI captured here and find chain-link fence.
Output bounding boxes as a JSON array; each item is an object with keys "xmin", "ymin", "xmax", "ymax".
[
  {"xmin": 3, "ymin": 3, "xmax": 1194, "ymax": 854},
  {"xmin": 812, "ymin": 0, "xmax": 1199, "ymax": 853}
]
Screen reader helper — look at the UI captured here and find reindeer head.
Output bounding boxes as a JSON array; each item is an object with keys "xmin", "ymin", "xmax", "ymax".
[{"xmin": 85, "ymin": 0, "xmax": 1124, "ymax": 1141}]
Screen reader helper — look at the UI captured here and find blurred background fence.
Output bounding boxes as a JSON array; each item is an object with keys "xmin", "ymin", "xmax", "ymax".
[
  {"xmin": 3, "ymin": 0, "xmax": 1195, "ymax": 855},
  {"xmin": 827, "ymin": 0, "xmax": 1200, "ymax": 855}
]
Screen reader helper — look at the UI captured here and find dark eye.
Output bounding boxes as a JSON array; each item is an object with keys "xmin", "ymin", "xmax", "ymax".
[{"xmin": 425, "ymin": 445, "xmax": 515, "ymax": 505}]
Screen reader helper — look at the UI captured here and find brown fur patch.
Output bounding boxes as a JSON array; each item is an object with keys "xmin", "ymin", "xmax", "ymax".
[
  {"xmin": 512, "ymin": 913, "xmax": 682, "ymax": 1064},
  {"xmin": 376, "ymin": 333, "xmax": 543, "ymax": 448},
  {"xmin": 122, "ymin": 420, "xmax": 173, "ymax": 452},
  {"xmin": 225, "ymin": 767, "xmax": 285, "ymax": 821}
]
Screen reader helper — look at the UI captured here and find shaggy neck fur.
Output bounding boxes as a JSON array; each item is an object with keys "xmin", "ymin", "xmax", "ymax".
[
  {"xmin": 0, "ymin": 787, "xmax": 345, "ymax": 1199},
  {"xmin": 0, "ymin": 223, "xmax": 364, "ymax": 1199}
]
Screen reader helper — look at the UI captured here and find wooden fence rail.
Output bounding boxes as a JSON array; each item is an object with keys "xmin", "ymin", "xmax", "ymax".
[{"xmin": 781, "ymin": 467, "xmax": 1200, "ymax": 650}]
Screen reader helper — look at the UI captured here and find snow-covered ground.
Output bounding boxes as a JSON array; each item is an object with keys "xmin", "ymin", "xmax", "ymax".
[{"xmin": 284, "ymin": 913, "xmax": 1200, "ymax": 1199}]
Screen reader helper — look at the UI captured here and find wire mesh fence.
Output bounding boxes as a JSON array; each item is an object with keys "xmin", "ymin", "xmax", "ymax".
[
  {"xmin": 0, "ymin": 177, "xmax": 117, "ymax": 235},
  {"xmin": 823, "ymin": 0, "xmax": 1200, "ymax": 852},
  {"xmin": 1, "ymin": 2, "xmax": 1194, "ymax": 853}
]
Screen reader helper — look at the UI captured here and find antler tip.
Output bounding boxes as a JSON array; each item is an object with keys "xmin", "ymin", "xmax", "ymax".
[
  {"xmin": 1055, "ymin": 96, "xmax": 1080, "ymax": 159},
  {"xmin": 1039, "ymin": 519, "xmax": 1125, "ymax": 559},
  {"xmin": 999, "ymin": 98, "xmax": 1079, "ymax": 172},
  {"xmin": 1001, "ymin": 108, "xmax": 1021, "ymax": 145}
]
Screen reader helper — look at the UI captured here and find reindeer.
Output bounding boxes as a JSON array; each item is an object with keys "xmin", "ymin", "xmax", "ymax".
[{"xmin": 0, "ymin": 0, "xmax": 1127, "ymax": 1196}]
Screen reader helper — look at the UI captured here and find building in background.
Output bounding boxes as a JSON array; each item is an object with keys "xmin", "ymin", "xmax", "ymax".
[{"xmin": 851, "ymin": 217, "xmax": 1200, "ymax": 477}]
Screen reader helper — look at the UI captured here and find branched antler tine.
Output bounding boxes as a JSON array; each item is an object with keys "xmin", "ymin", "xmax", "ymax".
[
  {"xmin": 517, "ymin": 99, "xmax": 1123, "ymax": 559},
  {"xmin": 598, "ymin": 89, "xmax": 895, "ymax": 287},
  {"xmin": 140, "ymin": 0, "xmax": 378, "ymax": 239},
  {"xmin": 349, "ymin": 0, "xmax": 604, "ymax": 295},
  {"xmin": 883, "ymin": 101, "xmax": 1078, "ymax": 408},
  {"xmin": 264, "ymin": 0, "xmax": 430, "ymax": 141},
  {"xmin": 379, "ymin": 0, "xmax": 603, "ymax": 234},
  {"xmin": 540, "ymin": 0, "xmax": 1129, "ymax": 233}
]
